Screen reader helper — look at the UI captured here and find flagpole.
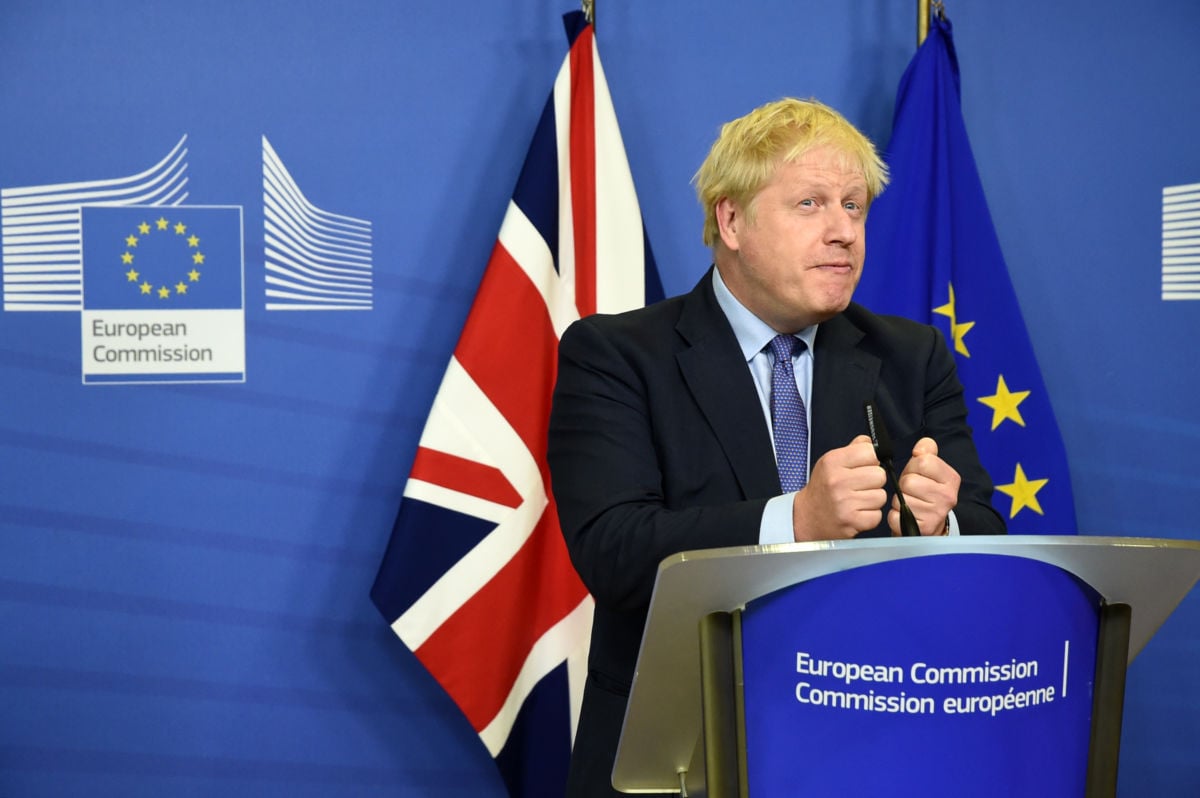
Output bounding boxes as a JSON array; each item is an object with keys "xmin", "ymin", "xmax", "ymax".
[
  {"xmin": 919, "ymin": 1, "xmax": 947, "ymax": 46},
  {"xmin": 583, "ymin": 0, "xmax": 594, "ymax": 25}
]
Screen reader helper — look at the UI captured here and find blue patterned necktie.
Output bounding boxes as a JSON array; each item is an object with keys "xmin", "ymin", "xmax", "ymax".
[{"xmin": 769, "ymin": 334, "xmax": 808, "ymax": 492}]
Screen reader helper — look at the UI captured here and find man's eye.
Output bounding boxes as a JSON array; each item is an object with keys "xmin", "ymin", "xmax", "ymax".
[
  {"xmin": 844, "ymin": 201, "xmax": 863, "ymax": 212},
  {"xmin": 798, "ymin": 198, "xmax": 816, "ymax": 207}
]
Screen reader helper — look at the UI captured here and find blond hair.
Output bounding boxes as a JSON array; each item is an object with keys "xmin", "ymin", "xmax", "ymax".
[{"xmin": 693, "ymin": 97, "xmax": 889, "ymax": 247}]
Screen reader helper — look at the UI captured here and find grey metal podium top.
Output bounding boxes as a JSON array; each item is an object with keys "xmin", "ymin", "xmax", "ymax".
[{"xmin": 611, "ymin": 535, "xmax": 1200, "ymax": 794}]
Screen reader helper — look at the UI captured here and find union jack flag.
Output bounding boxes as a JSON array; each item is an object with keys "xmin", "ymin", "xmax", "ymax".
[{"xmin": 370, "ymin": 11, "xmax": 661, "ymax": 796}]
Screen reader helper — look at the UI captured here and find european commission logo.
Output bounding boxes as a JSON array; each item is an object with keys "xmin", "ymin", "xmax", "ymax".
[
  {"xmin": 81, "ymin": 205, "xmax": 245, "ymax": 384},
  {"xmin": 1, "ymin": 135, "xmax": 375, "ymax": 384}
]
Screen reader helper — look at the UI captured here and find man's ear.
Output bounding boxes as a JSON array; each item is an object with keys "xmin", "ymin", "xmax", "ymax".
[{"xmin": 714, "ymin": 197, "xmax": 742, "ymax": 251}]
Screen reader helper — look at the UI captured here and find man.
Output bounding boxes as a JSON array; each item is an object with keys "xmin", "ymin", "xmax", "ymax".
[{"xmin": 547, "ymin": 97, "xmax": 1006, "ymax": 797}]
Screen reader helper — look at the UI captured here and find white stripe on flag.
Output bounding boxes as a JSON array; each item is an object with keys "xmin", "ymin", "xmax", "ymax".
[
  {"xmin": 591, "ymin": 47, "xmax": 647, "ymax": 315},
  {"xmin": 496, "ymin": 200, "xmax": 578, "ymax": 339},
  {"xmin": 414, "ymin": 356, "xmax": 516, "ymax": 470}
]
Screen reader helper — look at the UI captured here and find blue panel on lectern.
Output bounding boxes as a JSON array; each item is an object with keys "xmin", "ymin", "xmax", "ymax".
[{"xmin": 741, "ymin": 554, "xmax": 1101, "ymax": 797}]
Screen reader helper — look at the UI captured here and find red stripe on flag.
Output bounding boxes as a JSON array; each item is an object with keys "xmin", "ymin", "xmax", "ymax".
[
  {"xmin": 409, "ymin": 446, "xmax": 523, "ymax": 509},
  {"xmin": 414, "ymin": 498, "xmax": 586, "ymax": 731},
  {"xmin": 455, "ymin": 240, "xmax": 558, "ymax": 462},
  {"xmin": 568, "ymin": 25, "xmax": 597, "ymax": 318}
]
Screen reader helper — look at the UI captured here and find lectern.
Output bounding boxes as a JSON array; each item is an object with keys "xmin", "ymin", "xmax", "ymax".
[{"xmin": 611, "ymin": 536, "xmax": 1200, "ymax": 797}]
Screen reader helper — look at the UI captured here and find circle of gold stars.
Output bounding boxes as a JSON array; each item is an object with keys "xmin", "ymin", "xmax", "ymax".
[{"xmin": 119, "ymin": 216, "xmax": 204, "ymax": 300}]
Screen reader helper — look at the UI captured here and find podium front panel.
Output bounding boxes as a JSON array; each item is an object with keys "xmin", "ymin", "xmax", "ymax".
[{"xmin": 741, "ymin": 554, "xmax": 1100, "ymax": 796}]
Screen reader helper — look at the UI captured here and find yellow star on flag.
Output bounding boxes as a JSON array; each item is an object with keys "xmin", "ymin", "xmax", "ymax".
[
  {"xmin": 125, "ymin": 235, "xmax": 138, "ymax": 247},
  {"xmin": 175, "ymin": 282, "xmax": 188, "ymax": 294},
  {"xmin": 174, "ymin": 222, "xmax": 187, "ymax": 235},
  {"xmin": 156, "ymin": 217, "xmax": 169, "ymax": 230},
  {"xmin": 187, "ymin": 234, "xmax": 200, "ymax": 247},
  {"xmin": 995, "ymin": 463, "xmax": 1049, "ymax": 518},
  {"xmin": 138, "ymin": 222, "xmax": 151, "ymax": 234},
  {"xmin": 192, "ymin": 252, "xmax": 205, "ymax": 265},
  {"xmin": 932, "ymin": 283, "xmax": 975, "ymax": 357},
  {"xmin": 125, "ymin": 268, "xmax": 139, "ymax": 282},
  {"xmin": 140, "ymin": 281, "xmax": 153, "ymax": 295},
  {"xmin": 188, "ymin": 269, "xmax": 201, "ymax": 282},
  {"xmin": 978, "ymin": 375, "xmax": 1031, "ymax": 430},
  {"xmin": 121, "ymin": 251, "xmax": 134, "ymax": 265},
  {"xmin": 157, "ymin": 285, "xmax": 170, "ymax": 299}
]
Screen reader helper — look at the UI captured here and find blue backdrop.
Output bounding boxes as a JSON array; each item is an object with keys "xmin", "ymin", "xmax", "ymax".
[{"xmin": 1, "ymin": 1, "xmax": 1197, "ymax": 795}]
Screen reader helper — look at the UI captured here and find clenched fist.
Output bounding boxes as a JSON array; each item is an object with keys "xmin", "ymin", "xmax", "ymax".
[
  {"xmin": 792, "ymin": 434, "xmax": 887, "ymax": 542},
  {"xmin": 888, "ymin": 437, "xmax": 959, "ymax": 536}
]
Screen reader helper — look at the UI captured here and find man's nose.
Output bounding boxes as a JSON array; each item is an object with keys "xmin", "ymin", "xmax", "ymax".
[{"xmin": 825, "ymin": 207, "xmax": 858, "ymax": 245}]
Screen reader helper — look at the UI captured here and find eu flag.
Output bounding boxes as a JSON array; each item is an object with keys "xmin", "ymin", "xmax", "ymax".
[
  {"xmin": 859, "ymin": 14, "xmax": 1076, "ymax": 533},
  {"xmin": 82, "ymin": 205, "xmax": 243, "ymax": 311}
]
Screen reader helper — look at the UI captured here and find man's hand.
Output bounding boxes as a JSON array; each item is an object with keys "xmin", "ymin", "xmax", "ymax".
[
  {"xmin": 889, "ymin": 437, "xmax": 959, "ymax": 536},
  {"xmin": 792, "ymin": 434, "xmax": 887, "ymax": 541}
]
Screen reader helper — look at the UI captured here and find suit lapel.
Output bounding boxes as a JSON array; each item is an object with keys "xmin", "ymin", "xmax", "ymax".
[
  {"xmin": 671, "ymin": 278, "xmax": 881, "ymax": 497},
  {"xmin": 675, "ymin": 274, "xmax": 781, "ymax": 500},
  {"xmin": 811, "ymin": 310, "xmax": 881, "ymax": 459}
]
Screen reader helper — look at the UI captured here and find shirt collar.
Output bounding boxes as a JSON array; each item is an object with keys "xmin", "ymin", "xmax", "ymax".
[{"xmin": 711, "ymin": 267, "xmax": 818, "ymax": 362}]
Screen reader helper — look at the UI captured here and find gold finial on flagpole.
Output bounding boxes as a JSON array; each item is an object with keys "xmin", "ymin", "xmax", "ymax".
[{"xmin": 583, "ymin": 0, "xmax": 594, "ymax": 25}]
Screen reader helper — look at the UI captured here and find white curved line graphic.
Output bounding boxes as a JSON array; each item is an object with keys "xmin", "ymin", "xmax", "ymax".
[{"xmin": 262, "ymin": 135, "xmax": 374, "ymax": 311}]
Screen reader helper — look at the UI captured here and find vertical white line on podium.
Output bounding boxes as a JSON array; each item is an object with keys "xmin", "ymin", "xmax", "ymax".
[{"xmin": 1061, "ymin": 640, "xmax": 1070, "ymax": 698}]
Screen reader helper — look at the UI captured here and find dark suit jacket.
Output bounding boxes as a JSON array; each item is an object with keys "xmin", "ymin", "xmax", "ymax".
[{"xmin": 547, "ymin": 270, "xmax": 1005, "ymax": 797}]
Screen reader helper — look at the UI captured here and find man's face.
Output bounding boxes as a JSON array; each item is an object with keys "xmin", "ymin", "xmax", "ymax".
[{"xmin": 715, "ymin": 145, "xmax": 868, "ymax": 333}]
